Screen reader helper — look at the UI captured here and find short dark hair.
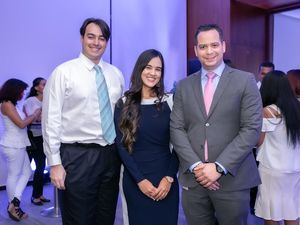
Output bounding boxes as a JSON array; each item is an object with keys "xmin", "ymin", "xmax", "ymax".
[
  {"xmin": 80, "ymin": 18, "xmax": 111, "ymax": 41},
  {"xmin": 0, "ymin": 78, "xmax": 28, "ymax": 105},
  {"xmin": 194, "ymin": 24, "xmax": 224, "ymax": 45},
  {"xmin": 259, "ymin": 61, "xmax": 275, "ymax": 70}
]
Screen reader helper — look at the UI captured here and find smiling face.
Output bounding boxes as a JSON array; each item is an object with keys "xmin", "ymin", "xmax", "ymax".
[
  {"xmin": 141, "ymin": 56, "xmax": 162, "ymax": 96},
  {"xmin": 81, "ymin": 22, "xmax": 107, "ymax": 64},
  {"xmin": 194, "ymin": 29, "xmax": 226, "ymax": 71}
]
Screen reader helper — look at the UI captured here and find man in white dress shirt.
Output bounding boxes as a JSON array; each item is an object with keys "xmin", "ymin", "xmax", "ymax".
[{"xmin": 42, "ymin": 18, "xmax": 124, "ymax": 225}]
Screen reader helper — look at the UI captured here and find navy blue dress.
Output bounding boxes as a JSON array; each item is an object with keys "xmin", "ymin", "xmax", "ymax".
[{"xmin": 114, "ymin": 97, "xmax": 179, "ymax": 225}]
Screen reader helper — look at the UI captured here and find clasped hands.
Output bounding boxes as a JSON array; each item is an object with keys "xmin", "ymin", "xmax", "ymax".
[
  {"xmin": 193, "ymin": 163, "xmax": 221, "ymax": 191},
  {"xmin": 138, "ymin": 177, "xmax": 171, "ymax": 201}
]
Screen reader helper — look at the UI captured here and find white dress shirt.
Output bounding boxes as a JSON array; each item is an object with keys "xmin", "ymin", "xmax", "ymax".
[{"xmin": 42, "ymin": 53, "xmax": 125, "ymax": 166}]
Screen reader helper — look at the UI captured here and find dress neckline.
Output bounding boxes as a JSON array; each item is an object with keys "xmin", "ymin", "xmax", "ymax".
[{"xmin": 141, "ymin": 97, "xmax": 158, "ymax": 105}]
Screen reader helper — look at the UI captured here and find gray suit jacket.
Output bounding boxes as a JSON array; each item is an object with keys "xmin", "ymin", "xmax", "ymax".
[{"xmin": 170, "ymin": 66, "xmax": 262, "ymax": 191}]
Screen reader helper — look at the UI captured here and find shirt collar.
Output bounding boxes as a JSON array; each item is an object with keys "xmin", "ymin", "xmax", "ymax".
[
  {"xmin": 79, "ymin": 53, "xmax": 104, "ymax": 71},
  {"xmin": 201, "ymin": 61, "xmax": 225, "ymax": 79}
]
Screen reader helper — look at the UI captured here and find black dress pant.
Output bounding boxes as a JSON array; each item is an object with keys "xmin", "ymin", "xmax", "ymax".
[
  {"xmin": 27, "ymin": 134, "xmax": 46, "ymax": 198},
  {"xmin": 59, "ymin": 143, "xmax": 121, "ymax": 225}
]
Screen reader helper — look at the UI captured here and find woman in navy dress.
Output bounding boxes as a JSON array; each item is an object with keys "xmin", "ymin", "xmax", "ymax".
[{"xmin": 114, "ymin": 49, "xmax": 179, "ymax": 225}]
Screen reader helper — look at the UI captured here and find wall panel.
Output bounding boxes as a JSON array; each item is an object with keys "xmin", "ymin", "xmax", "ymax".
[{"xmin": 112, "ymin": 0, "xmax": 187, "ymax": 91}]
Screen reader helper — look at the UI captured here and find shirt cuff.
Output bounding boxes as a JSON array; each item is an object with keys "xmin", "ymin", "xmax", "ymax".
[
  {"xmin": 215, "ymin": 161, "xmax": 228, "ymax": 174},
  {"xmin": 46, "ymin": 152, "xmax": 62, "ymax": 166},
  {"xmin": 189, "ymin": 161, "xmax": 203, "ymax": 172}
]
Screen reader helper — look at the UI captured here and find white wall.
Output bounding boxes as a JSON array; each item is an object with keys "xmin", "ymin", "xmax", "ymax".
[
  {"xmin": 273, "ymin": 11, "xmax": 300, "ymax": 72},
  {"xmin": 0, "ymin": 0, "xmax": 111, "ymax": 86},
  {"xmin": 112, "ymin": 0, "xmax": 187, "ymax": 91},
  {"xmin": 0, "ymin": 0, "xmax": 187, "ymax": 186}
]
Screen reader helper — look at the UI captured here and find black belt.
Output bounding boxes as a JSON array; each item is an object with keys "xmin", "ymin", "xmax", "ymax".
[{"xmin": 62, "ymin": 142, "xmax": 113, "ymax": 148}]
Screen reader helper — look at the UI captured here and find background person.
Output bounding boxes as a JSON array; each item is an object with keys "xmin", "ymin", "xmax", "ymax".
[
  {"xmin": 23, "ymin": 77, "xmax": 50, "ymax": 205},
  {"xmin": 255, "ymin": 70, "xmax": 300, "ymax": 225},
  {"xmin": 0, "ymin": 78, "xmax": 41, "ymax": 221},
  {"xmin": 256, "ymin": 61, "xmax": 275, "ymax": 88},
  {"xmin": 287, "ymin": 69, "xmax": 300, "ymax": 100}
]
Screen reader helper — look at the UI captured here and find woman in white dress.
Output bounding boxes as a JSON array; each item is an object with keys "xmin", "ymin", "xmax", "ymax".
[
  {"xmin": 255, "ymin": 70, "xmax": 300, "ymax": 225},
  {"xmin": 23, "ymin": 77, "xmax": 50, "ymax": 205},
  {"xmin": 0, "ymin": 79, "xmax": 41, "ymax": 221}
]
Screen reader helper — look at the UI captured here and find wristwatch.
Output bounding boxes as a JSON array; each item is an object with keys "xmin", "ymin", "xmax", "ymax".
[
  {"xmin": 215, "ymin": 163, "xmax": 225, "ymax": 175},
  {"xmin": 164, "ymin": 176, "xmax": 174, "ymax": 183}
]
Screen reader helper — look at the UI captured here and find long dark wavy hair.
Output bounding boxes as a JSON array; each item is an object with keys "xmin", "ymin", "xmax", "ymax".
[
  {"xmin": 260, "ymin": 70, "xmax": 300, "ymax": 147},
  {"xmin": 118, "ymin": 49, "xmax": 165, "ymax": 153},
  {"xmin": 0, "ymin": 79, "xmax": 28, "ymax": 105},
  {"xmin": 27, "ymin": 77, "xmax": 45, "ymax": 98}
]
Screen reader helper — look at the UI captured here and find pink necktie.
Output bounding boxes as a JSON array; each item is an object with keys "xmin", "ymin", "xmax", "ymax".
[{"xmin": 203, "ymin": 72, "xmax": 216, "ymax": 162}]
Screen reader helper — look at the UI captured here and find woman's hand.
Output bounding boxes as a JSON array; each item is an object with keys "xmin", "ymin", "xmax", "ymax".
[
  {"xmin": 137, "ymin": 179, "xmax": 158, "ymax": 200},
  {"xmin": 153, "ymin": 177, "xmax": 172, "ymax": 201},
  {"xmin": 33, "ymin": 108, "xmax": 42, "ymax": 120}
]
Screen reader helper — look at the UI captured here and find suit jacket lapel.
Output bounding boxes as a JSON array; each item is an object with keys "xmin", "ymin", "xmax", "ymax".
[
  {"xmin": 191, "ymin": 71, "xmax": 207, "ymax": 118},
  {"xmin": 208, "ymin": 65, "xmax": 233, "ymax": 117}
]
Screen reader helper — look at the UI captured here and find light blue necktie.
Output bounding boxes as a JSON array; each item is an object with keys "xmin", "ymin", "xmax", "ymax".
[{"xmin": 94, "ymin": 65, "xmax": 116, "ymax": 144}]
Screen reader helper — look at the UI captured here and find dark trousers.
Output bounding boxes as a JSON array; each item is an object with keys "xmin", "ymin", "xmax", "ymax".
[
  {"xmin": 182, "ymin": 185, "xmax": 250, "ymax": 225},
  {"xmin": 59, "ymin": 143, "xmax": 121, "ymax": 225},
  {"xmin": 26, "ymin": 134, "xmax": 46, "ymax": 198}
]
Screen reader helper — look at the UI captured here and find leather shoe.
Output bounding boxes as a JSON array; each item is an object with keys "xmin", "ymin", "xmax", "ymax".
[
  {"xmin": 39, "ymin": 196, "xmax": 50, "ymax": 203},
  {"xmin": 31, "ymin": 197, "xmax": 43, "ymax": 206}
]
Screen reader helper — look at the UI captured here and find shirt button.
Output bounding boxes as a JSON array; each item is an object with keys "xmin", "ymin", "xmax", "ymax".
[{"xmin": 205, "ymin": 123, "xmax": 210, "ymax": 127}]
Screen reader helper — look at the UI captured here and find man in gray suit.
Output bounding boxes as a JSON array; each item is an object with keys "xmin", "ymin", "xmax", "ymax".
[{"xmin": 170, "ymin": 24, "xmax": 262, "ymax": 225}]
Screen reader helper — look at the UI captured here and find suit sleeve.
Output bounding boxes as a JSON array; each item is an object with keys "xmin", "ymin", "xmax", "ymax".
[
  {"xmin": 114, "ymin": 100, "xmax": 145, "ymax": 183},
  {"xmin": 216, "ymin": 74, "xmax": 262, "ymax": 176},
  {"xmin": 170, "ymin": 81, "xmax": 202, "ymax": 172}
]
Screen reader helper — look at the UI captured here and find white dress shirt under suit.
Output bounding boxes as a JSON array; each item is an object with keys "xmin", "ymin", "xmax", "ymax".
[{"xmin": 42, "ymin": 53, "xmax": 125, "ymax": 166}]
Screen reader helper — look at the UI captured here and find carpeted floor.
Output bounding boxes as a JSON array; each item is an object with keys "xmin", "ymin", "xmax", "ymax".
[{"xmin": 0, "ymin": 183, "xmax": 266, "ymax": 225}]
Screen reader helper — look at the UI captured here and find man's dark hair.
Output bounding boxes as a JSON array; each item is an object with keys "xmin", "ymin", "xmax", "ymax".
[
  {"xmin": 259, "ymin": 61, "xmax": 275, "ymax": 70},
  {"xmin": 80, "ymin": 18, "xmax": 111, "ymax": 41},
  {"xmin": 194, "ymin": 24, "xmax": 224, "ymax": 45}
]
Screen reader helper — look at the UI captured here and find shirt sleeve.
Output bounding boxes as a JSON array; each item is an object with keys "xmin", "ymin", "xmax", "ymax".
[
  {"xmin": 23, "ymin": 98, "xmax": 36, "ymax": 116},
  {"xmin": 261, "ymin": 118, "xmax": 278, "ymax": 132},
  {"xmin": 42, "ymin": 67, "xmax": 66, "ymax": 166}
]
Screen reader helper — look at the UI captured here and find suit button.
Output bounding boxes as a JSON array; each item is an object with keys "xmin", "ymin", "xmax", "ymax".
[{"xmin": 205, "ymin": 123, "xmax": 210, "ymax": 127}]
